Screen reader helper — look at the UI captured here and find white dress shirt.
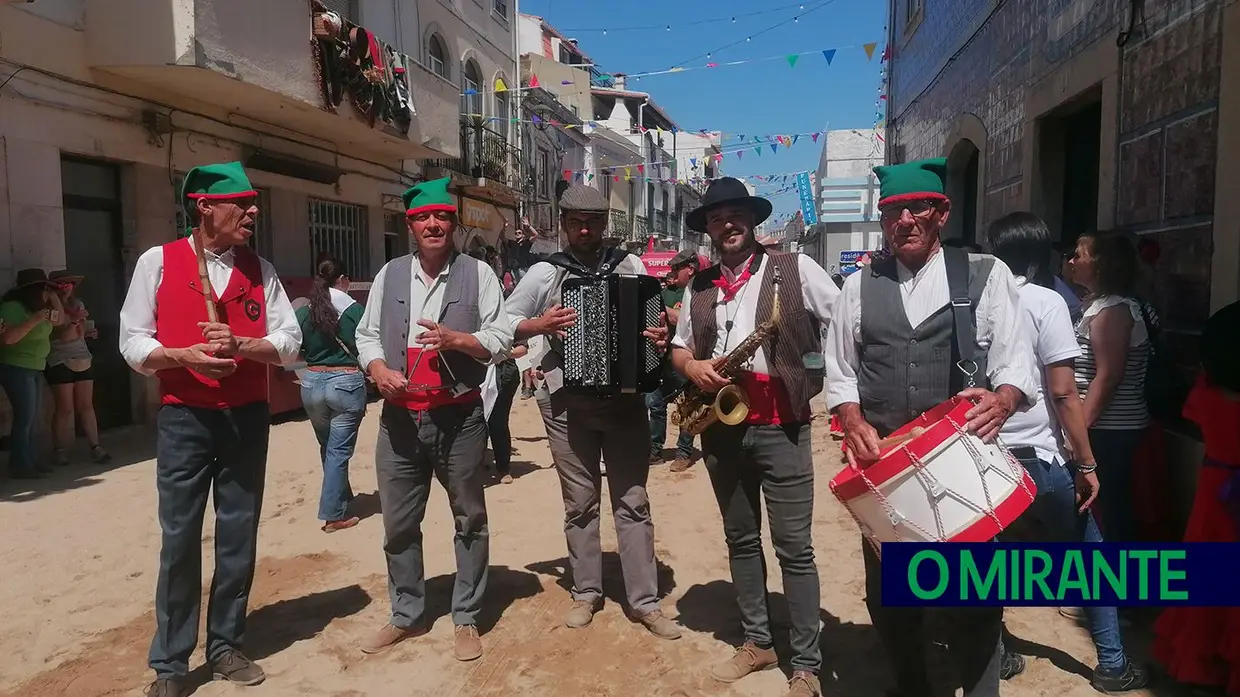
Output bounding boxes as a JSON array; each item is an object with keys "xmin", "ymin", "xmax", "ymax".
[
  {"xmin": 355, "ymin": 254, "xmax": 512, "ymax": 369},
  {"xmin": 118, "ymin": 237, "xmax": 302, "ymax": 376},
  {"xmin": 823, "ymin": 249, "xmax": 1039, "ymax": 409},
  {"xmin": 671, "ymin": 253, "xmax": 840, "ymax": 375},
  {"xmin": 504, "ymin": 253, "xmax": 649, "ymax": 332}
]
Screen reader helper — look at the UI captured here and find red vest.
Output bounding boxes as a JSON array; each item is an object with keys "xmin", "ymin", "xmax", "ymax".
[{"xmin": 154, "ymin": 239, "xmax": 269, "ymax": 409}]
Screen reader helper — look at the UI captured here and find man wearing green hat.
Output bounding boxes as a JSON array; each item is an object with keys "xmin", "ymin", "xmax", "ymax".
[
  {"xmin": 118, "ymin": 161, "xmax": 302, "ymax": 697},
  {"xmin": 353, "ymin": 176, "xmax": 513, "ymax": 662},
  {"xmin": 823, "ymin": 157, "xmax": 1038, "ymax": 697}
]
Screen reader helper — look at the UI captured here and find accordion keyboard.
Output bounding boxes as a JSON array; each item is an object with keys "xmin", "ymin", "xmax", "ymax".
[{"xmin": 559, "ymin": 273, "xmax": 665, "ymax": 393}]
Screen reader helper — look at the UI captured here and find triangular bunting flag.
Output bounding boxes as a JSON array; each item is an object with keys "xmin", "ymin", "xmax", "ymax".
[
  {"xmin": 770, "ymin": 143, "xmax": 778, "ymax": 154},
  {"xmin": 738, "ymin": 135, "xmax": 746, "ymax": 141},
  {"xmin": 574, "ymin": 172, "xmax": 583, "ymax": 182},
  {"xmin": 811, "ymin": 132, "xmax": 820, "ymax": 143},
  {"xmin": 822, "ymin": 49, "xmax": 836, "ymax": 65},
  {"xmin": 787, "ymin": 54, "xmax": 799, "ymax": 68},
  {"xmin": 637, "ymin": 164, "xmax": 645, "ymax": 174},
  {"xmin": 792, "ymin": 135, "xmax": 800, "ymax": 146},
  {"xmin": 563, "ymin": 169, "xmax": 572, "ymax": 181},
  {"xmin": 624, "ymin": 167, "xmax": 632, "ymax": 180},
  {"xmin": 690, "ymin": 158, "xmax": 697, "ymax": 168},
  {"xmin": 737, "ymin": 151, "xmax": 743, "ymax": 160},
  {"xmin": 463, "ymin": 88, "xmax": 477, "ymax": 96},
  {"xmin": 864, "ymin": 43, "xmax": 878, "ymax": 61},
  {"xmin": 613, "ymin": 175, "xmax": 620, "ymax": 182},
  {"xmin": 588, "ymin": 173, "xmax": 594, "ymax": 182},
  {"xmin": 754, "ymin": 147, "xmax": 762, "ymax": 156},
  {"xmin": 529, "ymin": 74, "xmax": 540, "ymax": 88},
  {"xmin": 494, "ymin": 77, "xmax": 508, "ymax": 92}
]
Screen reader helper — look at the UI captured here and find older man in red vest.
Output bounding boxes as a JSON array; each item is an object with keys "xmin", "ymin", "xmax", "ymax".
[{"xmin": 118, "ymin": 162, "xmax": 301, "ymax": 697}]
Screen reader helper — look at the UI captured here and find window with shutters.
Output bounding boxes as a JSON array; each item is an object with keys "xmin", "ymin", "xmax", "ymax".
[
  {"xmin": 172, "ymin": 173, "xmax": 273, "ymax": 260},
  {"xmin": 318, "ymin": 0, "xmax": 359, "ymax": 23},
  {"xmin": 309, "ymin": 199, "xmax": 370, "ymax": 280}
]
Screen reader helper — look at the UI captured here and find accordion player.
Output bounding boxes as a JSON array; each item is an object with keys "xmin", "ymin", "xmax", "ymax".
[{"xmin": 559, "ymin": 273, "xmax": 665, "ymax": 394}]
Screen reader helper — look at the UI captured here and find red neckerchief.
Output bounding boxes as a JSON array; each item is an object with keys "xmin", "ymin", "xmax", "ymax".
[{"xmin": 713, "ymin": 253, "xmax": 758, "ymax": 302}]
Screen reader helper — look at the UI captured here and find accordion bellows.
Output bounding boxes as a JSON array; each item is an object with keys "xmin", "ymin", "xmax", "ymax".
[{"xmin": 560, "ymin": 274, "xmax": 665, "ymax": 394}]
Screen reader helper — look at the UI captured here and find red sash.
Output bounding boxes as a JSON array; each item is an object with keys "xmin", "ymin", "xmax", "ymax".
[
  {"xmin": 734, "ymin": 372, "xmax": 807, "ymax": 426},
  {"xmin": 384, "ymin": 346, "xmax": 480, "ymax": 411}
]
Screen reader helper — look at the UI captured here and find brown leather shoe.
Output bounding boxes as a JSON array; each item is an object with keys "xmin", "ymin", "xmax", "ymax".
[
  {"xmin": 565, "ymin": 598, "xmax": 602, "ymax": 628},
  {"xmin": 209, "ymin": 649, "xmax": 265, "ymax": 685},
  {"xmin": 360, "ymin": 622, "xmax": 422, "ymax": 655},
  {"xmin": 636, "ymin": 609, "xmax": 682, "ymax": 640},
  {"xmin": 454, "ymin": 624, "xmax": 483, "ymax": 661},
  {"xmin": 669, "ymin": 457, "xmax": 695, "ymax": 472},
  {"xmin": 145, "ymin": 678, "xmax": 189, "ymax": 697},
  {"xmin": 711, "ymin": 641, "xmax": 779, "ymax": 682},
  {"xmin": 785, "ymin": 671, "xmax": 821, "ymax": 696}
]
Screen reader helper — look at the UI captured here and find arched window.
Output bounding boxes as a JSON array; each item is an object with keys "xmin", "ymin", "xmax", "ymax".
[
  {"xmin": 461, "ymin": 60, "xmax": 483, "ymax": 117},
  {"xmin": 427, "ymin": 34, "xmax": 448, "ymax": 79}
]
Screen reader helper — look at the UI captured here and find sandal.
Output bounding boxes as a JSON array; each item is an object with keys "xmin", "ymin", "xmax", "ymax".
[{"xmin": 322, "ymin": 517, "xmax": 360, "ymax": 533}]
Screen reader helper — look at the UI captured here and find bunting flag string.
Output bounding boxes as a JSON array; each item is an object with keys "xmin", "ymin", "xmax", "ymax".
[{"xmin": 456, "ymin": 42, "xmax": 885, "ymax": 97}]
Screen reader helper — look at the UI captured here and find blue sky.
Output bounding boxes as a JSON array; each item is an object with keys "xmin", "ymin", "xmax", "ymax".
[{"xmin": 518, "ymin": 0, "xmax": 888, "ymax": 220}]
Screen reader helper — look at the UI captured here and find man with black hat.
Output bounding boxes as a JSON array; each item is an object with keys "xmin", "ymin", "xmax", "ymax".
[
  {"xmin": 647, "ymin": 249, "xmax": 699, "ymax": 471},
  {"xmin": 669, "ymin": 177, "xmax": 839, "ymax": 697},
  {"xmin": 118, "ymin": 161, "xmax": 302, "ymax": 697},
  {"xmin": 353, "ymin": 177, "xmax": 513, "ymax": 662},
  {"xmin": 504, "ymin": 184, "xmax": 682, "ymax": 640},
  {"xmin": 823, "ymin": 157, "xmax": 1038, "ymax": 697}
]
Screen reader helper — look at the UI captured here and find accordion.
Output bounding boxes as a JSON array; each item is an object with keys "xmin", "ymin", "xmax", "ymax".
[{"xmin": 560, "ymin": 274, "xmax": 665, "ymax": 394}]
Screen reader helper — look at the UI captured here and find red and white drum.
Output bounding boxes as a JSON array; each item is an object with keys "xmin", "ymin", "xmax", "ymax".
[{"xmin": 830, "ymin": 397, "xmax": 1037, "ymax": 553}]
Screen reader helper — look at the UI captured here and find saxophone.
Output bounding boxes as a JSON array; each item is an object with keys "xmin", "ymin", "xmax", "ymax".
[{"xmin": 671, "ymin": 265, "xmax": 781, "ymax": 436}]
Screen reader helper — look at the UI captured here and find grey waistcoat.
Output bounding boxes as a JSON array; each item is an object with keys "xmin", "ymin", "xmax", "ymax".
[
  {"xmin": 858, "ymin": 252, "xmax": 994, "ymax": 437},
  {"xmin": 379, "ymin": 253, "xmax": 486, "ymax": 390}
]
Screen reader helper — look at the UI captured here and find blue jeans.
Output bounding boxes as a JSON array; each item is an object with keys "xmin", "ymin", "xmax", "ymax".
[
  {"xmin": 646, "ymin": 369, "xmax": 693, "ymax": 459},
  {"xmin": 0, "ymin": 363, "xmax": 44, "ymax": 474},
  {"xmin": 1007, "ymin": 453, "xmax": 1126, "ymax": 671},
  {"xmin": 300, "ymin": 370, "xmax": 367, "ymax": 521}
]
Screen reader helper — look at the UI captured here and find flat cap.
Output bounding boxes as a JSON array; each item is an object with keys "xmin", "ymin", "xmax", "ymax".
[
  {"xmin": 558, "ymin": 184, "xmax": 610, "ymax": 213},
  {"xmin": 670, "ymin": 249, "xmax": 699, "ymax": 269}
]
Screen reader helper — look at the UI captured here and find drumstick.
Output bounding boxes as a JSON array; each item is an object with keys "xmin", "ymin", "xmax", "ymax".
[
  {"xmin": 193, "ymin": 230, "xmax": 219, "ymax": 324},
  {"xmin": 875, "ymin": 426, "xmax": 926, "ymax": 450}
]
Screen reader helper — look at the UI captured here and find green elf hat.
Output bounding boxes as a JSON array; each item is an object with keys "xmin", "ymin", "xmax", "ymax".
[
  {"xmin": 873, "ymin": 157, "xmax": 948, "ymax": 207},
  {"xmin": 402, "ymin": 177, "xmax": 457, "ymax": 216},
  {"xmin": 180, "ymin": 161, "xmax": 257, "ymax": 216}
]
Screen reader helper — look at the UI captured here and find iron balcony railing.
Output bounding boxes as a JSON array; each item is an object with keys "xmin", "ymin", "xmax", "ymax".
[
  {"xmin": 426, "ymin": 118, "xmax": 520, "ymax": 187},
  {"xmin": 609, "ymin": 209, "xmax": 633, "ymax": 240}
]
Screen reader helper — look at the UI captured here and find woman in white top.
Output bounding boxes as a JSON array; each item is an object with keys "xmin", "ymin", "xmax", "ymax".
[
  {"xmin": 988, "ymin": 213, "xmax": 1148, "ymax": 693},
  {"xmin": 1067, "ymin": 231, "xmax": 1151, "ymax": 544}
]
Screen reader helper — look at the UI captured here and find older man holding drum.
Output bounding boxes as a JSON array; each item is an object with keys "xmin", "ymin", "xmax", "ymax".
[{"xmin": 823, "ymin": 157, "xmax": 1039, "ymax": 697}]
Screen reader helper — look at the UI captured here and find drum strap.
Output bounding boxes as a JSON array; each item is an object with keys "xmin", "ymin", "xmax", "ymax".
[{"xmin": 943, "ymin": 247, "xmax": 979, "ymax": 390}]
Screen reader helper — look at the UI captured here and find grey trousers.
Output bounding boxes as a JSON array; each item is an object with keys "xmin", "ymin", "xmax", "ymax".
[
  {"xmin": 375, "ymin": 401, "xmax": 490, "ymax": 629},
  {"xmin": 702, "ymin": 421, "xmax": 822, "ymax": 674},
  {"xmin": 537, "ymin": 386, "xmax": 660, "ymax": 616}
]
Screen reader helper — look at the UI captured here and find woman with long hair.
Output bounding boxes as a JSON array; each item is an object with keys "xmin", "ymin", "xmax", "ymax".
[
  {"xmin": 987, "ymin": 213, "xmax": 1148, "ymax": 692},
  {"xmin": 0, "ymin": 268, "xmax": 64, "ymax": 479},
  {"xmin": 296, "ymin": 255, "xmax": 367, "ymax": 532},
  {"xmin": 44, "ymin": 270, "xmax": 110, "ymax": 466},
  {"xmin": 1067, "ymin": 230, "xmax": 1150, "ymax": 544}
]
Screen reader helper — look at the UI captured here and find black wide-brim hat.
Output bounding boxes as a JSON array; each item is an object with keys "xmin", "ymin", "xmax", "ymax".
[{"xmin": 686, "ymin": 176, "xmax": 773, "ymax": 233}]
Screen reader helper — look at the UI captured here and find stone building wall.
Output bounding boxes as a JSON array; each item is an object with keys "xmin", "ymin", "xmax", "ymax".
[{"xmin": 887, "ymin": 0, "xmax": 1222, "ymax": 361}]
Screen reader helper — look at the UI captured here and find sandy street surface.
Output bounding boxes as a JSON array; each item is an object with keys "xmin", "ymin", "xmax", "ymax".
[{"xmin": 1, "ymin": 396, "xmax": 1169, "ymax": 697}]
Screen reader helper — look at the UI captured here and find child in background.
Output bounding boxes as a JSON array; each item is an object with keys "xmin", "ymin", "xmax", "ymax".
[{"xmin": 1153, "ymin": 300, "xmax": 1240, "ymax": 697}]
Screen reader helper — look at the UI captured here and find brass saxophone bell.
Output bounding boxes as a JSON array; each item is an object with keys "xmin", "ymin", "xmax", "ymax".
[{"xmin": 714, "ymin": 384, "xmax": 750, "ymax": 426}]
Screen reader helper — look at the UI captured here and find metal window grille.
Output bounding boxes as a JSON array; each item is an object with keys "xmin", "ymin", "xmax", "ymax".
[
  {"xmin": 384, "ymin": 212, "xmax": 408, "ymax": 261},
  {"xmin": 493, "ymin": 0, "xmax": 507, "ymax": 18},
  {"xmin": 172, "ymin": 174, "xmax": 273, "ymax": 259},
  {"xmin": 309, "ymin": 198, "xmax": 370, "ymax": 280}
]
